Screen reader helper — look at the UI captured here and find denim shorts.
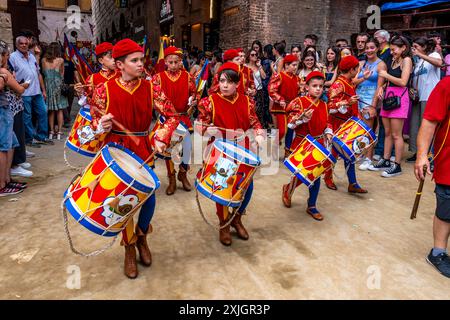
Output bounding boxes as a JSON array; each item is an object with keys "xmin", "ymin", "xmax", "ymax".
[
  {"xmin": 0, "ymin": 106, "xmax": 19, "ymax": 151},
  {"xmin": 435, "ymin": 184, "xmax": 450, "ymax": 223}
]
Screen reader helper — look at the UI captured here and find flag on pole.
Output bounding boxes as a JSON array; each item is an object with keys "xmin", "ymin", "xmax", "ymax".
[
  {"xmin": 195, "ymin": 59, "xmax": 210, "ymax": 97},
  {"xmin": 142, "ymin": 35, "xmax": 152, "ymax": 70},
  {"xmin": 154, "ymin": 35, "xmax": 171, "ymax": 73},
  {"xmin": 63, "ymin": 33, "xmax": 94, "ymax": 84}
]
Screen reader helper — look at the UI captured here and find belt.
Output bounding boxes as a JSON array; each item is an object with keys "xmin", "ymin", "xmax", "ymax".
[
  {"xmin": 295, "ymin": 133, "xmax": 325, "ymax": 140},
  {"xmin": 111, "ymin": 130, "xmax": 150, "ymax": 137}
]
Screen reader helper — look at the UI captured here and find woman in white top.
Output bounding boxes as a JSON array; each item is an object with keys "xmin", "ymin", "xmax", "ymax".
[
  {"xmin": 408, "ymin": 37, "xmax": 443, "ymax": 161},
  {"xmin": 246, "ymin": 49, "xmax": 267, "ymax": 127}
]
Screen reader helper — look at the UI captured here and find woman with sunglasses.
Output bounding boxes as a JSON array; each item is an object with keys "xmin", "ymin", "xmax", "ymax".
[{"xmin": 246, "ymin": 49, "xmax": 268, "ymax": 128}]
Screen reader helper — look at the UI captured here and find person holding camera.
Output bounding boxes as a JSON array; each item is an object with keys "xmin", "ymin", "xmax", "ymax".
[{"xmin": 408, "ymin": 37, "xmax": 443, "ymax": 163}]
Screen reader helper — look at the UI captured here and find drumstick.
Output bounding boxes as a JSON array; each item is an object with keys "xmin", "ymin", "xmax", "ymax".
[
  {"xmin": 287, "ymin": 97, "xmax": 319, "ymax": 127},
  {"xmin": 341, "ymin": 91, "xmax": 373, "ymax": 107},
  {"xmin": 410, "ymin": 165, "xmax": 428, "ymax": 220},
  {"xmin": 90, "ymin": 106, "xmax": 140, "ymax": 145},
  {"xmin": 139, "ymin": 150, "xmax": 157, "ymax": 169}
]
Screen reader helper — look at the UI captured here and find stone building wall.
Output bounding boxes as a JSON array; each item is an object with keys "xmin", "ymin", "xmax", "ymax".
[{"xmin": 0, "ymin": 0, "xmax": 13, "ymax": 48}]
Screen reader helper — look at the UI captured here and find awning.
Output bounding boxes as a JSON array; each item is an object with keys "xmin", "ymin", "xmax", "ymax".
[{"xmin": 381, "ymin": 0, "xmax": 450, "ymax": 12}]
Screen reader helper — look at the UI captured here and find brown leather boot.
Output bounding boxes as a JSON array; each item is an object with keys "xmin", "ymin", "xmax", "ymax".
[
  {"xmin": 219, "ymin": 223, "xmax": 232, "ymax": 246},
  {"xmin": 177, "ymin": 166, "xmax": 192, "ymax": 191},
  {"xmin": 282, "ymin": 184, "xmax": 292, "ymax": 208},
  {"xmin": 135, "ymin": 225, "xmax": 152, "ymax": 266},
  {"xmin": 124, "ymin": 244, "xmax": 138, "ymax": 279},
  {"xmin": 166, "ymin": 172, "xmax": 177, "ymax": 195},
  {"xmin": 231, "ymin": 212, "xmax": 249, "ymax": 240},
  {"xmin": 324, "ymin": 170, "xmax": 337, "ymax": 190}
]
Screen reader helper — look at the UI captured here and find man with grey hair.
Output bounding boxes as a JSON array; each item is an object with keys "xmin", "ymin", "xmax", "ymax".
[
  {"xmin": 9, "ymin": 36, "xmax": 53, "ymax": 147},
  {"xmin": 374, "ymin": 29, "xmax": 392, "ymax": 64}
]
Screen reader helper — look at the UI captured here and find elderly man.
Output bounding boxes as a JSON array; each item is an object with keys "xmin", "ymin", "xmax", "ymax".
[
  {"xmin": 9, "ymin": 36, "xmax": 52, "ymax": 147},
  {"xmin": 374, "ymin": 29, "xmax": 392, "ymax": 65}
]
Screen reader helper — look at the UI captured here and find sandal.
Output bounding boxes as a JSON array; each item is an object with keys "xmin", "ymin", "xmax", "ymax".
[
  {"xmin": 49, "ymin": 131, "xmax": 55, "ymax": 140},
  {"xmin": 56, "ymin": 132, "xmax": 63, "ymax": 140}
]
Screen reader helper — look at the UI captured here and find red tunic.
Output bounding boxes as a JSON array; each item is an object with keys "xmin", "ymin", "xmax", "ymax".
[
  {"xmin": 85, "ymin": 69, "xmax": 120, "ymax": 105},
  {"xmin": 423, "ymin": 77, "xmax": 450, "ymax": 185},
  {"xmin": 327, "ymin": 75, "xmax": 359, "ymax": 131},
  {"xmin": 268, "ymin": 71, "xmax": 300, "ymax": 114},
  {"xmin": 90, "ymin": 78, "xmax": 181, "ymax": 165},
  {"xmin": 153, "ymin": 70, "xmax": 197, "ymax": 130},
  {"xmin": 286, "ymin": 95, "xmax": 332, "ymax": 151},
  {"xmin": 197, "ymin": 92, "xmax": 264, "ymax": 149}
]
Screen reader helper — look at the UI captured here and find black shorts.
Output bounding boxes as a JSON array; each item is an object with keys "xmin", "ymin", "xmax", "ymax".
[{"xmin": 435, "ymin": 184, "xmax": 450, "ymax": 223}]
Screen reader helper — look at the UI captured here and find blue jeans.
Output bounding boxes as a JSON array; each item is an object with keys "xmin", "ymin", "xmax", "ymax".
[{"xmin": 22, "ymin": 94, "xmax": 48, "ymax": 143}]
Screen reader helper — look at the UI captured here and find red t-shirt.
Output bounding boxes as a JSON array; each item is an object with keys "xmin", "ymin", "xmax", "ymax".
[{"xmin": 423, "ymin": 77, "xmax": 450, "ymax": 186}]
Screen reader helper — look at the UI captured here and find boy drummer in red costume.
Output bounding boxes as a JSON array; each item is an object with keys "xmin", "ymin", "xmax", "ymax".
[
  {"xmin": 324, "ymin": 55, "xmax": 370, "ymax": 193},
  {"xmin": 74, "ymin": 42, "xmax": 120, "ymax": 102},
  {"xmin": 197, "ymin": 62, "xmax": 265, "ymax": 246},
  {"xmin": 90, "ymin": 39, "xmax": 180, "ymax": 279},
  {"xmin": 151, "ymin": 46, "xmax": 199, "ymax": 196},
  {"xmin": 268, "ymin": 54, "xmax": 301, "ymax": 149},
  {"xmin": 282, "ymin": 71, "xmax": 333, "ymax": 221}
]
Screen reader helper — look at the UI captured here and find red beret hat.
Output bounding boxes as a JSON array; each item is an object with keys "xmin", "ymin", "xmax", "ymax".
[
  {"xmin": 95, "ymin": 42, "xmax": 113, "ymax": 56},
  {"xmin": 223, "ymin": 49, "xmax": 240, "ymax": 62},
  {"xmin": 112, "ymin": 38, "xmax": 143, "ymax": 59},
  {"xmin": 283, "ymin": 54, "xmax": 299, "ymax": 65},
  {"xmin": 236, "ymin": 48, "xmax": 244, "ymax": 53},
  {"xmin": 164, "ymin": 46, "xmax": 183, "ymax": 58},
  {"xmin": 217, "ymin": 62, "xmax": 240, "ymax": 74},
  {"xmin": 305, "ymin": 71, "xmax": 325, "ymax": 84},
  {"xmin": 339, "ymin": 55, "xmax": 359, "ymax": 71}
]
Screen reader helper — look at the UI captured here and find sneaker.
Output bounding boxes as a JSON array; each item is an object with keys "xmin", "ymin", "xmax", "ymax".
[
  {"xmin": 10, "ymin": 166, "xmax": 33, "ymax": 177},
  {"xmin": 368, "ymin": 158, "xmax": 391, "ymax": 171},
  {"xmin": 358, "ymin": 158, "xmax": 372, "ymax": 171},
  {"xmin": 426, "ymin": 250, "xmax": 450, "ymax": 278},
  {"xmin": 18, "ymin": 162, "xmax": 32, "ymax": 169},
  {"xmin": 381, "ymin": 162, "xmax": 402, "ymax": 178},
  {"xmin": 26, "ymin": 150, "xmax": 36, "ymax": 158},
  {"xmin": 0, "ymin": 186, "xmax": 23, "ymax": 197},
  {"xmin": 406, "ymin": 154, "xmax": 417, "ymax": 163},
  {"xmin": 373, "ymin": 154, "xmax": 381, "ymax": 161},
  {"xmin": 26, "ymin": 141, "xmax": 41, "ymax": 148}
]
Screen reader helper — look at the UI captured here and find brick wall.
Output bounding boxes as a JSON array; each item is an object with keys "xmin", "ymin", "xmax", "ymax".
[
  {"xmin": 0, "ymin": 0, "xmax": 13, "ymax": 48},
  {"xmin": 219, "ymin": 0, "xmax": 375, "ymax": 54}
]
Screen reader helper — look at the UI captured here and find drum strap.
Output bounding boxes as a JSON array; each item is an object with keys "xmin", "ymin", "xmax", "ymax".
[{"xmin": 111, "ymin": 130, "xmax": 150, "ymax": 137}]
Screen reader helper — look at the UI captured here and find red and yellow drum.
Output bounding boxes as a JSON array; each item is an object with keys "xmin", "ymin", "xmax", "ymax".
[
  {"xmin": 284, "ymin": 135, "xmax": 336, "ymax": 187},
  {"xmin": 331, "ymin": 116, "xmax": 377, "ymax": 163},
  {"xmin": 66, "ymin": 107, "xmax": 106, "ymax": 157},
  {"xmin": 195, "ymin": 139, "xmax": 261, "ymax": 208},
  {"xmin": 63, "ymin": 143, "xmax": 160, "ymax": 236}
]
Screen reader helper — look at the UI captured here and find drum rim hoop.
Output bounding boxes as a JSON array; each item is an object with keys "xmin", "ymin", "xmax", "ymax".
[
  {"xmin": 79, "ymin": 107, "xmax": 92, "ymax": 121},
  {"xmin": 102, "ymin": 143, "xmax": 160, "ymax": 193},
  {"xmin": 348, "ymin": 116, "xmax": 377, "ymax": 141},
  {"xmin": 65, "ymin": 139, "xmax": 97, "ymax": 157},
  {"xmin": 214, "ymin": 138, "xmax": 261, "ymax": 167}
]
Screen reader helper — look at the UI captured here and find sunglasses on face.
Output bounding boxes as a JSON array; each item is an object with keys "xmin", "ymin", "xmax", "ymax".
[{"xmin": 250, "ymin": 53, "xmax": 257, "ymax": 57}]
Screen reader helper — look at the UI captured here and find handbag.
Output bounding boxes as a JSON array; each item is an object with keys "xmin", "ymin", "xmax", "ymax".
[{"xmin": 382, "ymin": 82, "xmax": 408, "ymax": 111}]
